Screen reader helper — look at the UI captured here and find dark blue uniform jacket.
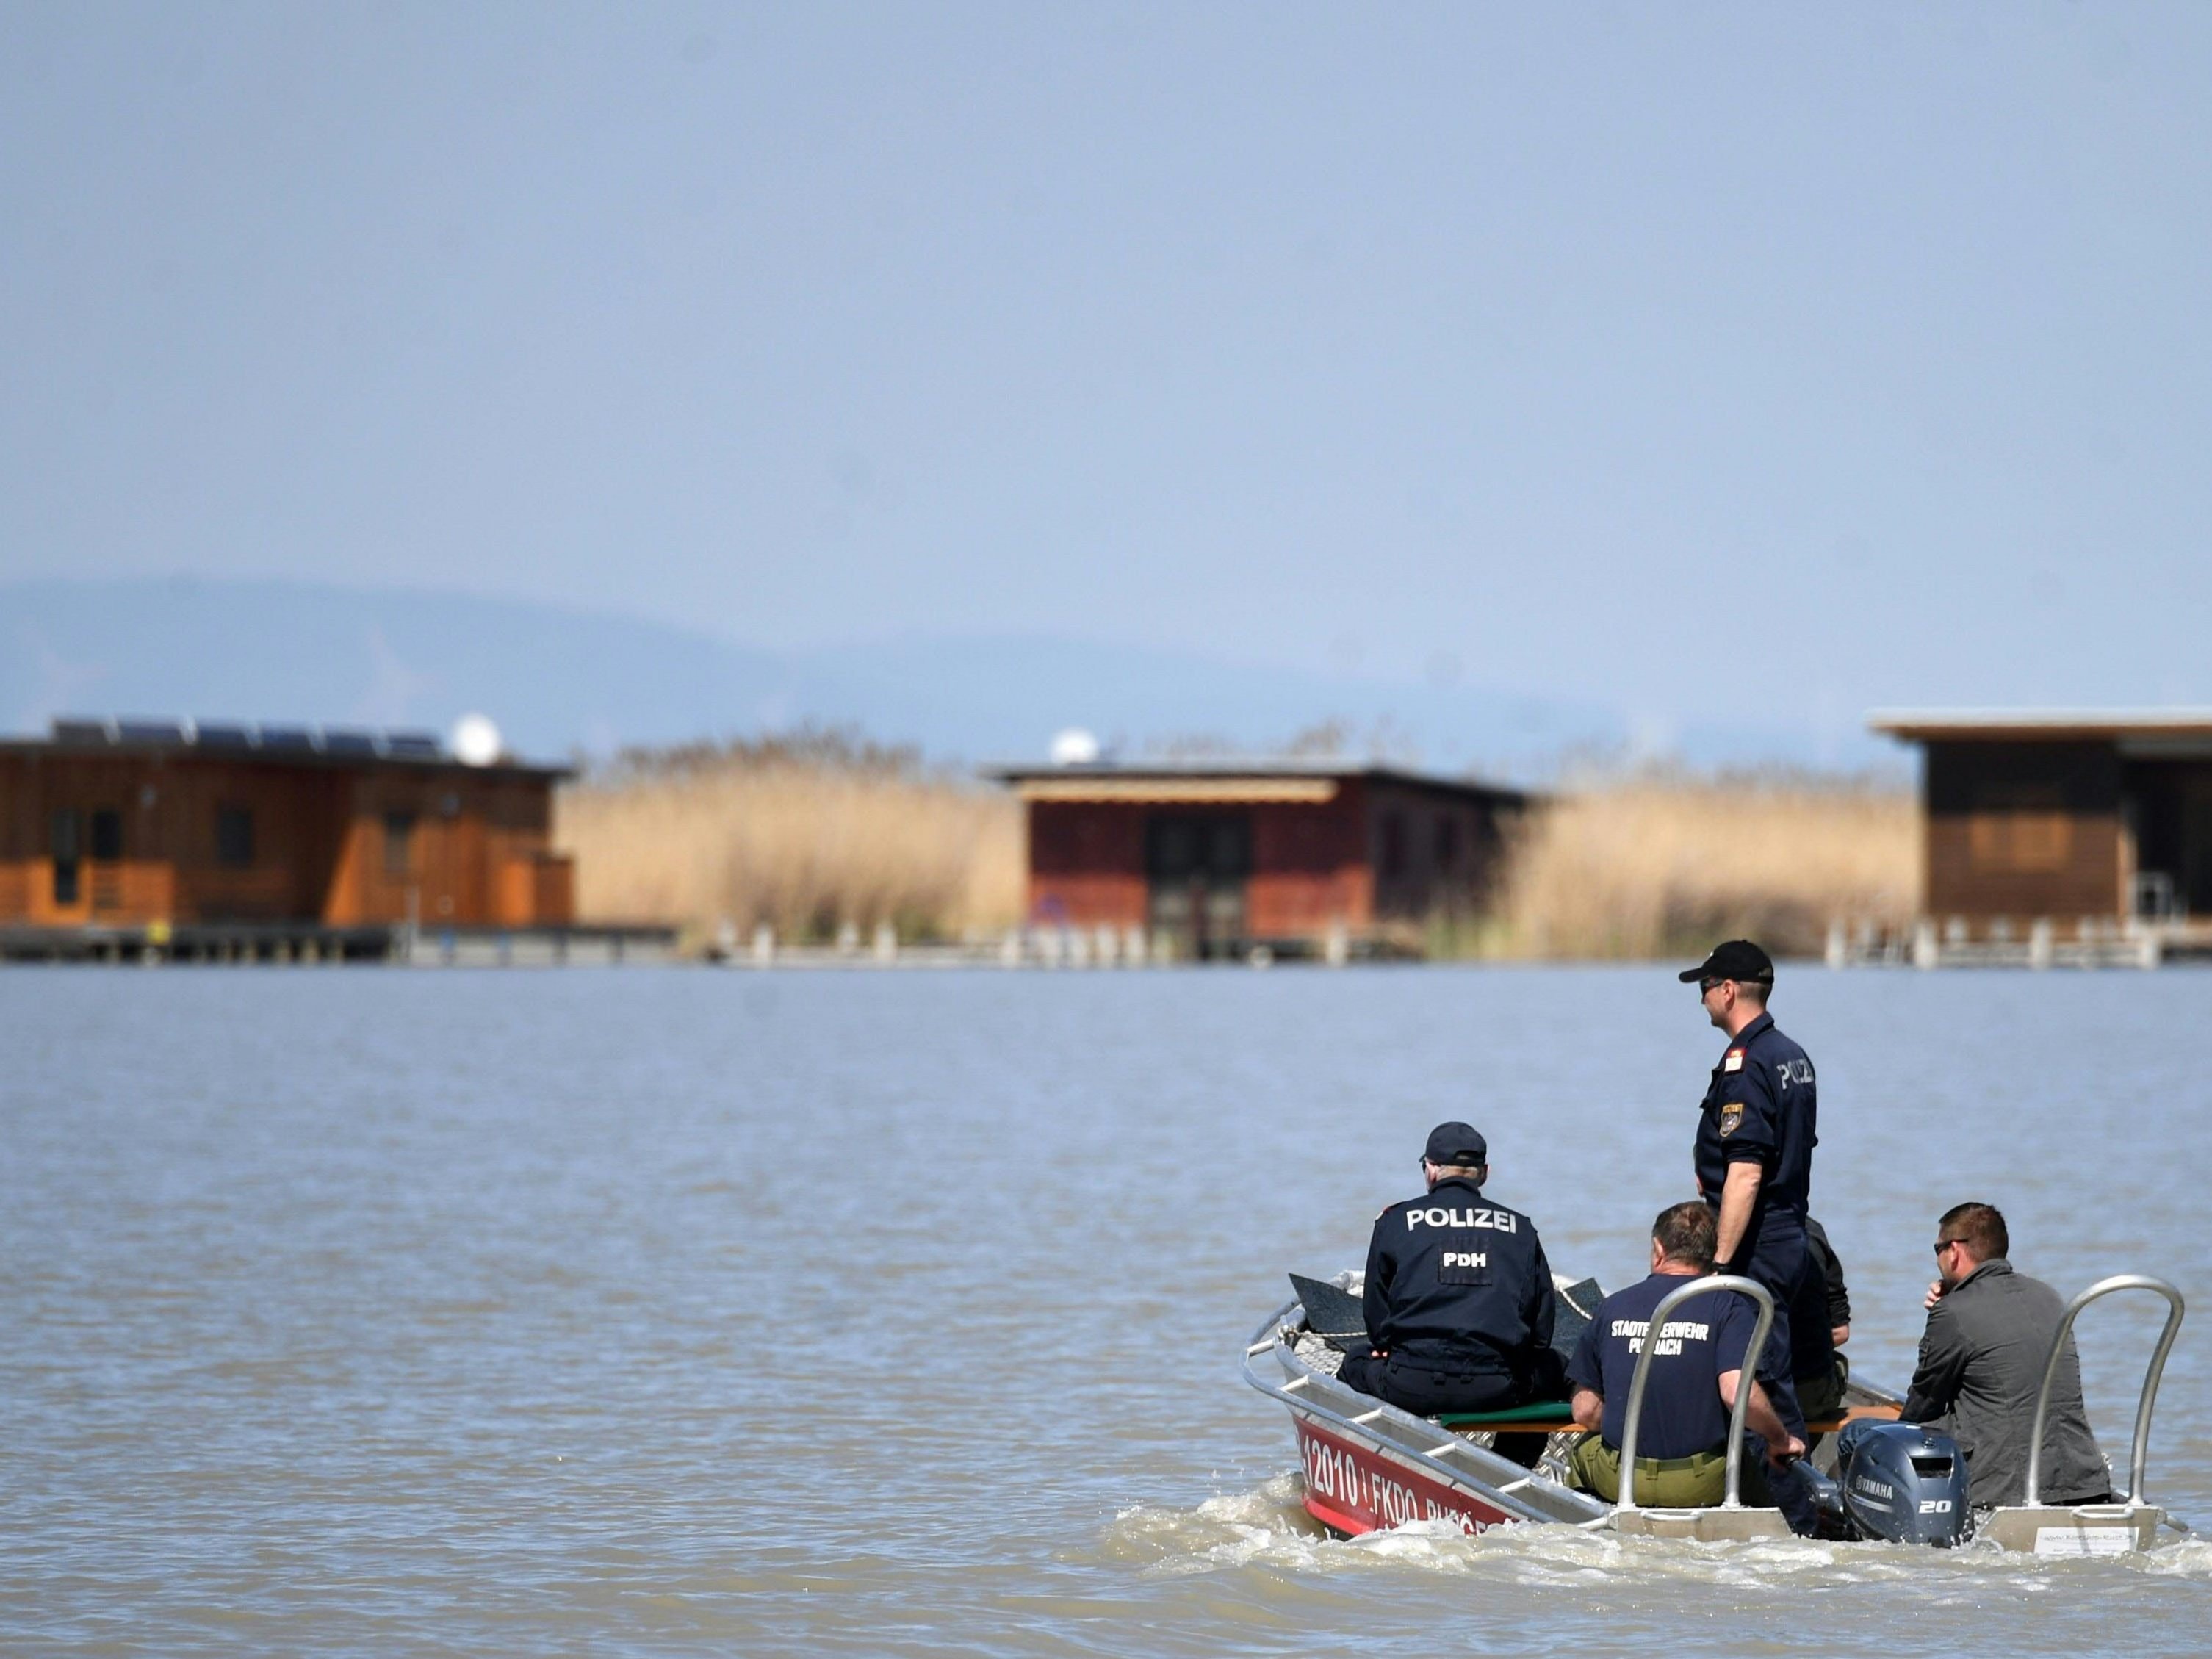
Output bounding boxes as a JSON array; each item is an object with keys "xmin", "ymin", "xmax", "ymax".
[
  {"xmin": 1693, "ymin": 1010, "xmax": 1818, "ymax": 1254},
  {"xmin": 1361, "ymin": 1176, "xmax": 1557, "ymax": 1374},
  {"xmin": 1566, "ymin": 1272, "xmax": 1759, "ymax": 1460}
]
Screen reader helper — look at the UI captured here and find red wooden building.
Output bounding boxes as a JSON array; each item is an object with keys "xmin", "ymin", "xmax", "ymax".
[
  {"xmin": 0, "ymin": 716, "xmax": 579, "ymax": 960},
  {"xmin": 992, "ymin": 760, "xmax": 1529, "ymax": 960}
]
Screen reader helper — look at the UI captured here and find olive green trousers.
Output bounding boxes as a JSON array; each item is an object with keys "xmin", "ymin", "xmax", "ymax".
[{"xmin": 1566, "ymin": 1433, "xmax": 1733, "ymax": 1507}]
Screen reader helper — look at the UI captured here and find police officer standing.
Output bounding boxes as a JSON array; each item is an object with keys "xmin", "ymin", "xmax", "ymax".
[
  {"xmin": 1340, "ymin": 1123, "xmax": 1563, "ymax": 1453},
  {"xmin": 1680, "ymin": 940, "xmax": 1824, "ymax": 1437}
]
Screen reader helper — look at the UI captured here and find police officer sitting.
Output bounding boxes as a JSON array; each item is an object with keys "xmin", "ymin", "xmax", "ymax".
[
  {"xmin": 1339, "ymin": 1123, "xmax": 1564, "ymax": 1458},
  {"xmin": 1564, "ymin": 1202, "xmax": 1804, "ymax": 1505}
]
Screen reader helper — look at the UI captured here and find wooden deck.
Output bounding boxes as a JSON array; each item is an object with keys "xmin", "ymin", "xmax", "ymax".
[
  {"xmin": 1826, "ymin": 917, "xmax": 2212, "ymax": 970},
  {"xmin": 0, "ymin": 921, "xmax": 675, "ymax": 965}
]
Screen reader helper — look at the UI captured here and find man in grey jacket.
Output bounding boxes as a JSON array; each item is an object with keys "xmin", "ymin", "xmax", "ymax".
[{"xmin": 1902, "ymin": 1202, "xmax": 2110, "ymax": 1508}]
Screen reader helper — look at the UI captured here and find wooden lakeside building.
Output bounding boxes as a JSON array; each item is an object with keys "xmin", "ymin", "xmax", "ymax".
[
  {"xmin": 1870, "ymin": 709, "xmax": 2212, "ymax": 962},
  {"xmin": 0, "ymin": 717, "xmax": 664, "ymax": 963},
  {"xmin": 991, "ymin": 760, "xmax": 1530, "ymax": 961}
]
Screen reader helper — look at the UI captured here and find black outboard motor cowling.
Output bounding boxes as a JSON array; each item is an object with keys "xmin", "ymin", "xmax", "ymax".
[{"xmin": 1837, "ymin": 1422, "xmax": 1971, "ymax": 1547}]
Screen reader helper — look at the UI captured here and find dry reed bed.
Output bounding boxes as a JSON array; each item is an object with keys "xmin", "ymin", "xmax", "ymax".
[
  {"xmin": 1487, "ymin": 775, "xmax": 1918, "ymax": 960},
  {"xmin": 558, "ymin": 743, "xmax": 1916, "ymax": 960},
  {"xmin": 555, "ymin": 738, "xmax": 1023, "ymax": 946}
]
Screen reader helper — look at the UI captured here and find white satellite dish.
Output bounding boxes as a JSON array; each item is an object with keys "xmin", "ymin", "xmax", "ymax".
[
  {"xmin": 451, "ymin": 713, "xmax": 502, "ymax": 767},
  {"xmin": 1049, "ymin": 727, "xmax": 1101, "ymax": 766}
]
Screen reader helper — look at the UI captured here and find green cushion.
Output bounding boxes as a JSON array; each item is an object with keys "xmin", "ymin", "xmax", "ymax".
[{"xmin": 1434, "ymin": 1400, "xmax": 1578, "ymax": 1426}]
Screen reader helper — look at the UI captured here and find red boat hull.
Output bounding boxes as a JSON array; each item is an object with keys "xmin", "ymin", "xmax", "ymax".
[{"xmin": 1294, "ymin": 1415, "xmax": 1518, "ymax": 1537}]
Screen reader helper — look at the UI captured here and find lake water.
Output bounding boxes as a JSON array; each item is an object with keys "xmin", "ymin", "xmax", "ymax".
[{"xmin": 5, "ymin": 964, "xmax": 2211, "ymax": 1655}]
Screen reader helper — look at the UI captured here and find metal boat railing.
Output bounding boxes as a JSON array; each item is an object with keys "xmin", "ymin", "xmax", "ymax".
[
  {"xmin": 1241, "ymin": 1300, "xmax": 1607, "ymax": 1527},
  {"xmin": 2023, "ymin": 1275, "xmax": 2185, "ymax": 1508},
  {"xmin": 1613, "ymin": 1275, "xmax": 1775, "ymax": 1514}
]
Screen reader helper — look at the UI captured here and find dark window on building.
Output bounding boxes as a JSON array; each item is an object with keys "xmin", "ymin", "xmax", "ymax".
[
  {"xmin": 1380, "ymin": 810, "xmax": 1407, "ymax": 880},
  {"xmin": 90, "ymin": 808, "xmax": 123, "ymax": 861},
  {"xmin": 1435, "ymin": 816, "xmax": 1459, "ymax": 871},
  {"xmin": 216, "ymin": 806, "xmax": 255, "ymax": 868},
  {"xmin": 1143, "ymin": 814, "xmax": 1252, "ymax": 880},
  {"xmin": 51, "ymin": 808, "xmax": 81, "ymax": 904},
  {"xmin": 384, "ymin": 811, "xmax": 417, "ymax": 876}
]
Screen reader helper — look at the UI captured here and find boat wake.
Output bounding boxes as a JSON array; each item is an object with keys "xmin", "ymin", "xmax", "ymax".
[
  {"xmin": 1103, "ymin": 1476, "xmax": 2212, "ymax": 1586},
  {"xmin": 1100, "ymin": 1475, "xmax": 1329, "ymax": 1575}
]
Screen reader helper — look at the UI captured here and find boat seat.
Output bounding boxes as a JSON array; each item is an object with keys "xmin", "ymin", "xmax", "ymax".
[
  {"xmin": 1817, "ymin": 1403, "xmax": 1903, "ymax": 1428},
  {"xmin": 1434, "ymin": 1400, "xmax": 1578, "ymax": 1427},
  {"xmin": 1433, "ymin": 1400, "xmax": 1903, "ymax": 1436}
]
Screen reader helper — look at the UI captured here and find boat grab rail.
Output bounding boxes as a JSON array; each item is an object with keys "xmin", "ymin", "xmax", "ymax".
[
  {"xmin": 2023, "ymin": 1274, "xmax": 2185, "ymax": 1508},
  {"xmin": 1615, "ymin": 1275, "xmax": 1775, "ymax": 1514},
  {"xmin": 1239, "ymin": 1301, "xmax": 1589, "ymax": 1527}
]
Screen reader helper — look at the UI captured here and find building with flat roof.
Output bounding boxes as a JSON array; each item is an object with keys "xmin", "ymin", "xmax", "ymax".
[
  {"xmin": 0, "ymin": 717, "xmax": 582, "ymax": 960},
  {"xmin": 990, "ymin": 759, "xmax": 1530, "ymax": 960},
  {"xmin": 1870, "ymin": 709, "xmax": 2212, "ymax": 932}
]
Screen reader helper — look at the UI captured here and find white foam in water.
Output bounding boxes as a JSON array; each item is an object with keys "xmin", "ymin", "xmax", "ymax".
[
  {"xmin": 1105, "ymin": 1475, "xmax": 1334, "ymax": 1576},
  {"xmin": 1107, "ymin": 1475, "xmax": 2212, "ymax": 1590},
  {"xmin": 2138, "ymin": 1535, "xmax": 2212, "ymax": 1577}
]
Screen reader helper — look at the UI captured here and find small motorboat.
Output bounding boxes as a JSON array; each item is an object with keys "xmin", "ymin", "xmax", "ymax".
[{"xmin": 1243, "ymin": 1269, "xmax": 2185, "ymax": 1550}]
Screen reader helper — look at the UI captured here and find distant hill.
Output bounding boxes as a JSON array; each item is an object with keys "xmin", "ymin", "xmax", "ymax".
[
  {"xmin": 0, "ymin": 576, "xmax": 791, "ymax": 762},
  {"xmin": 0, "ymin": 576, "xmax": 1890, "ymax": 779}
]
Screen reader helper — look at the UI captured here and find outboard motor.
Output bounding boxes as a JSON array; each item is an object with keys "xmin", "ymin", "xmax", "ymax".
[{"xmin": 1834, "ymin": 1422, "xmax": 1971, "ymax": 1547}]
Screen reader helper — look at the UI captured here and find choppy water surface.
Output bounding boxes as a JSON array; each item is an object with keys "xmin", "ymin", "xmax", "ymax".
[{"xmin": 5, "ymin": 965, "xmax": 2211, "ymax": 1655}]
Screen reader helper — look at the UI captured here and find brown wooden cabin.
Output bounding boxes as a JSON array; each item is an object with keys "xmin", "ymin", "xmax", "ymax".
[
  {"xmin": 1870, "ymin": 710, "xmax": 2212, "ymax": 932},
  {"xmin": 991, "ymin": 760, "xmax": 1529, "ymax": 959},
  {"xmin": 0, "ymin": 717, "xmax": 574, "ymax": 957}
]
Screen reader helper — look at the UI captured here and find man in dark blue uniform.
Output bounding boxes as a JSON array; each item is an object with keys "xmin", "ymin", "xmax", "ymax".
[
  {"xmin": 1681, "ymin": 939, "xmax": 1825, "ymax": 1439},
  {"xmin": 1795, "ymin": 1215, "xmax": 1853, "ymax": 1437},
  {"xmin": 1565, "ymin": 1202, "xmax": 1803, "ymax": 1504},
  {"xmin": 1339, "ymin": 1123, "xmax": 1563, "ymax": 1449}
]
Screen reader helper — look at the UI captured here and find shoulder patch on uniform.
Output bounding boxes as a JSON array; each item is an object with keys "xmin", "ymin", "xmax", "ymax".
[
  {"xmin": 1723, "ymin": 1048, "xmax": 1745, "ymax": 1073},
  {"xmin": 1718, "ymin": 1103, "xmax": 1744, "ymax": 1137}
]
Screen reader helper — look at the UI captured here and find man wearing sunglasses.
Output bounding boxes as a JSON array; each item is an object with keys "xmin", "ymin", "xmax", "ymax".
[
  {"xmin": 1901, "ymin": 1201, "xmax": 2109, "ymax": 1508},
  {"xmin": 1679, "ymin": 939, "xmax": 1825, "ymax": 1439}
]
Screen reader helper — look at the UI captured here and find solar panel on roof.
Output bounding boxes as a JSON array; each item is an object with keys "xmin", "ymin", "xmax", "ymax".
[
  {"xmin": 256, "ymin": 726, "xmax": 317, "ymax": 752},
  {"xmin": 383, "ymin": 733, "xmax": 443, "ymax": 759},
  {"xmin": 320, "ymin": 730, "xmax": 381, "ymax": 757},
  {"xmin": 193, "ymin": 723, "xmax": 253, "ymax": 749},
  {"xmin": 115, "ymin": 719, "xmax": 188, "ymax": 746},
  {"xmin": 52, "ymin": 719, "xmax": 113, "ymax": 745}
]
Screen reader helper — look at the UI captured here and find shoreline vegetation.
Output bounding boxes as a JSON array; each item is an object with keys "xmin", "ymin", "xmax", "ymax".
[
  {"xmin": 1472, "ymin": 768, "xmax": 1916, "ymax": 961},
  {"xmin": 555, "ymin": 735, "xmax": 1916, "ymax": 960},
  {"xmin": 556, "ymin": 732, "xmax": 1023, "ymax": 952}
]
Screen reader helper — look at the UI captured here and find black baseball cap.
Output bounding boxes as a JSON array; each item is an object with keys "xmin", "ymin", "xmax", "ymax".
[
  {"xmin": 1424, "ymin": 1121, "xmax": 1488, "ymax": 1165},
  {"xmin": 1678, "ymin": 939, "xmax": 1775, "ymax": 985}
]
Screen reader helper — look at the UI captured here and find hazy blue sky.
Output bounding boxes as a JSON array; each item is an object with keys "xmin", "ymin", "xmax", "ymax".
[{"xmin": 4, "ymin": 3, "xmax": 2208, "ymax": 751}]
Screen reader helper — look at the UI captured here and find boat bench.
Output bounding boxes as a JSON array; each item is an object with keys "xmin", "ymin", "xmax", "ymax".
[{"xmin": 1433, "ymin": 1400, "xmax": 1903, "ymax": 1435}]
